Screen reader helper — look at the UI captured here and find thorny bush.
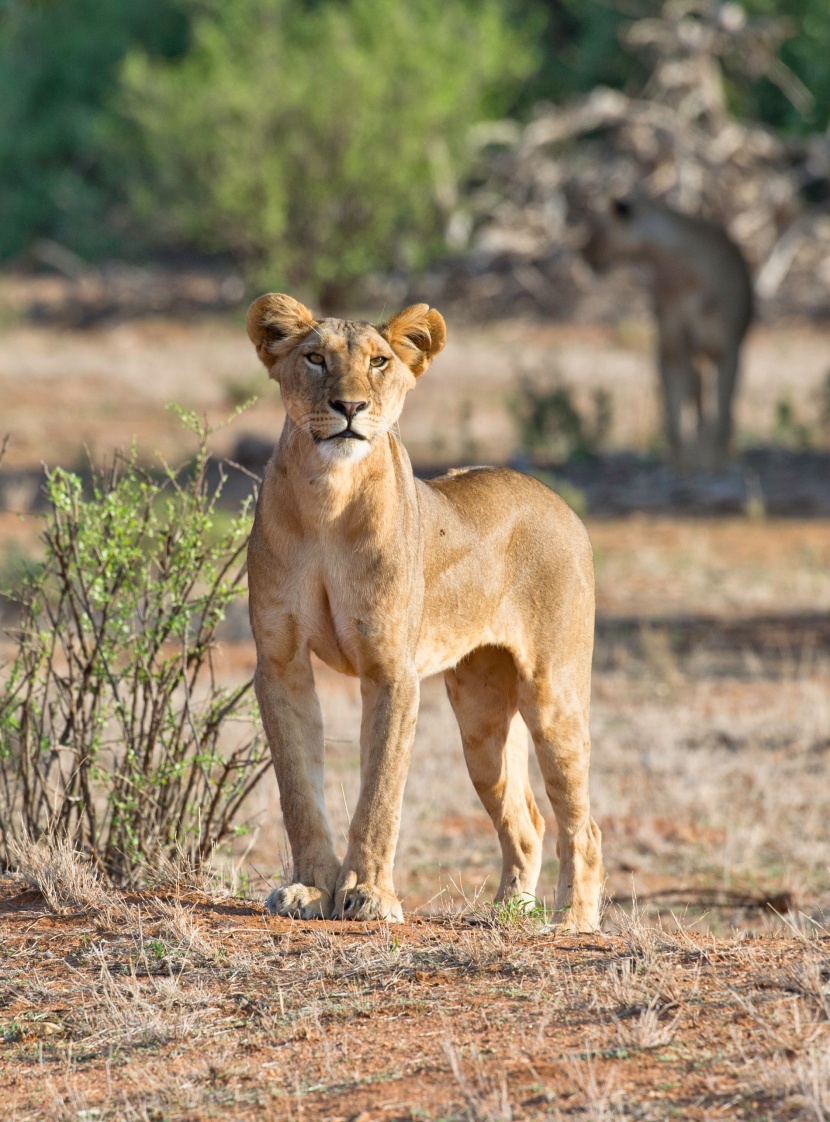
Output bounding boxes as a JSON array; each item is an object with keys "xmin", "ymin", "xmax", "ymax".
[{"xmin": 0, "ymin": 409, "xmax": 268, "ymax": 884}]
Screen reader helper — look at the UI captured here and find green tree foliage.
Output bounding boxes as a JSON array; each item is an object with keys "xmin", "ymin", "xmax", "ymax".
[
  {"xmin": 116, "ymin": 0, "xmax": 537, "ymax": 303},
  {"xmin": 511, "ymin": 0, "xmax": 652, "ymax": 110},
  {"xmin": 0, "ymin": 0, "xmax": 189, "ymax": 259},
  {"xmin": 741, "ymin": 0, "xmax": 830, "ymax": 132}
]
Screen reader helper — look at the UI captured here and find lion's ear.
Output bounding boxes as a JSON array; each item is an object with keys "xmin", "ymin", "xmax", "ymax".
[
  {"xmin": 247, "ymin": 294, "xmax": 318, "ymax": 374},
  {"xmin": 378, "ymin": 304, "xmax": 446, "ymax": 378}
]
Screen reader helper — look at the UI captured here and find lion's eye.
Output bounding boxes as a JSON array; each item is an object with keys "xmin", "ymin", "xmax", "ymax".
[
  {"xmin": 306, "ymin": 353, "xmax": 325, "ymax": 367},
  {"xmin": 369, "ymin": 355, "xmax": 388, "ymax": 368}
]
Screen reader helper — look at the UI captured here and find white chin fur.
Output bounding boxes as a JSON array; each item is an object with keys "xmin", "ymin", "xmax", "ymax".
[{"xmin": 317, "ymin": 437, "xmax": 372, "ymax": 465}]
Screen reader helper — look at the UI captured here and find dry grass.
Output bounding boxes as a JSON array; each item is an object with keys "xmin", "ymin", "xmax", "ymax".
[
  {"xmin": 612, "ymin": 996, "xmax": 681, "ymax": 1051},
  {"xmin": 2, "ymin": 859, "xmax": 830, "ymax": 1119},
  {"xmin": 9, "ymin": 833, "xmax": 126, "ymax": 926},
  {"xmin": 784, "ymin": 953, "xmax": 830, "ymax": 1021},
  {"xmin": 74, "ymin": 944, "xmax": 211, "ymax": 1053},
  {"xmin": 444, "ymin": 1040, "xmax": 513, "ymax": 1122},
  {"xmin": 560, "ymin": 1057, "xmax": 623, "ymax": 1121}
]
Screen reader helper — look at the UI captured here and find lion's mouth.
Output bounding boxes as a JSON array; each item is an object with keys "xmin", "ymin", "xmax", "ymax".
[{"xmin": 316, "ymin": 428, "xmax": 368, "ymax": 443}]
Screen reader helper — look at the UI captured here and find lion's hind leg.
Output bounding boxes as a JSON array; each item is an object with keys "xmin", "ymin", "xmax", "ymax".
[
  {"xmin": 444, "ymin": 646, "xmax": 545, "ymax": 905},
  {"xmin": 517, "ymin": 670, "xmax": 602, "ymax": 933}
]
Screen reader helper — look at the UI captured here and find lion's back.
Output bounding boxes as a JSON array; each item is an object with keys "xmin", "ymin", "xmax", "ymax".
[
  {"xmin": 421, "ymin": 464, "xmax": 593, "ymax": 596},
  {"xmin": 425, "ymin": 465, "xmax": 588, "ymax": 550}
]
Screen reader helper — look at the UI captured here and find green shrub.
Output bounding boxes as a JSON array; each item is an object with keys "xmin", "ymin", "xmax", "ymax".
[
  {"xmin": 512, "ymin": 375, "xmax": 613, "ymax": 462},
  {"xmin": 116, "ymin": 0, "xmax": 537, "ymax": 303},
  {"xmin": 0, "ymin": 413, "xmax": 268, "ymax": 885},
  {"xmin": 773, "ymin": 395, "xmax": 813, "ymax": 449}
]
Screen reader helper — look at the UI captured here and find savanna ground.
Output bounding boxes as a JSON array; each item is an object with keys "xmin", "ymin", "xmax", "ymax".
[{"xmin": 1, "ymin": 297, "xmax": 829, "ymax": 1119}]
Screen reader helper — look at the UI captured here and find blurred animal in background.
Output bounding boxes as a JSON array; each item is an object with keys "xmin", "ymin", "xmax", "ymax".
[{"xmin": 582, "ymin": 194, "xmax": 754, "ymax": 471}]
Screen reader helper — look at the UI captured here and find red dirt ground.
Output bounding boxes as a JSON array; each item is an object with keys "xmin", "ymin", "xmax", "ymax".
[{"xmin": 2, "ymin": 879, "xmax": 829, "ymax": 1121}]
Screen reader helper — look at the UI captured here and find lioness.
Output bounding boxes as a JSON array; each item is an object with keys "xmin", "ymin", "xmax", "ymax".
[
  {"xmin": 246, "ymin": 294, "xmax": 602, "ymax": 930},
  {"xmin": 583, "ymin": 195, "xmax": 753, "ymax": 470}
]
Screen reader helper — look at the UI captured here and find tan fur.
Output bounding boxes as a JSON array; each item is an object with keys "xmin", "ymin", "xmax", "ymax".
[
  {"xmin": 246, "ymin": 293, "xmax": 602, "ymax": 929},
  {"xmin": 583, "ymin": 195, "xmax": 753, "ymax": 471}
]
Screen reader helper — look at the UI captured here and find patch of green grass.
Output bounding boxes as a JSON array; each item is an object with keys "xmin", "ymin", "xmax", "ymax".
[
  {"xmin": 470, "ymin": 892, "xmax": 558, "ymax": 928},
  {"xmin": 147, "ymin": 938, "xmax": 168, "ymax": 961}
]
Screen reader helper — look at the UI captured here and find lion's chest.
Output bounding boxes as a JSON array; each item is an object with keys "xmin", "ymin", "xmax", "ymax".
[
  {"xmin": 300, "ymin": 575, "xmax": 359, "ymax": 677},
  {"xmin": 297, "ymin": 545, "xmax": 396, "ymax": 677}
]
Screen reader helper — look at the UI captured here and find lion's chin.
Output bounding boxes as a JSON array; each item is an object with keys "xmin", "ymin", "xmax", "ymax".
[{"xmin": 316, "ymin": 435, "xmax": 373, "ymax": 465}]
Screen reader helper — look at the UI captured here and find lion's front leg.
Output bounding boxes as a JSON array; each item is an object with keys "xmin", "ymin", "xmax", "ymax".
[
  {"xmin": 255, "ymin": 657, "xmax": 341, "ymax": 919},
  {"xmin": 334, "ymin": 670, "xmax": 420, "ymax": 923}
]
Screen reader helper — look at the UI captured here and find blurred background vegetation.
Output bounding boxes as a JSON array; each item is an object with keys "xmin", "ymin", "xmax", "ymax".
[{"xmin": 0, "ymin": 0, "xmax": 826, "ymax": 304}]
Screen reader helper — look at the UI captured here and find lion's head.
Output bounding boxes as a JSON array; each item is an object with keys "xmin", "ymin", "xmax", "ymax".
[{"xmin": 247, "ymin": 294, "xmax": 446, "ymax": 464}]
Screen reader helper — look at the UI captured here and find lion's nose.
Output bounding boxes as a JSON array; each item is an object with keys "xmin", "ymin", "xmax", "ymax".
[{"xmin": 330, "ymin": 399, "xmax": 368, "ymax": 422}]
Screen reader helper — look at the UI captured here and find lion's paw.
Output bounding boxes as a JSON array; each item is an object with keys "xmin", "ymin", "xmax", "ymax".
[
  {"xmin": 540, "ymin": 908, "xmax": 600, "ymax": 935},
  {"xmin": 265, "ymin": 883, "xmax": 333, "ymax": 920},
  {"xmin": 335, "ymin": 884, "xmax": 403, "ymax": 923}
]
